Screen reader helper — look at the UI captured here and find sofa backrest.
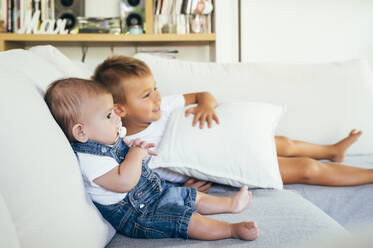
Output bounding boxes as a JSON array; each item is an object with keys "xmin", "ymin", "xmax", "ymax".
[
  {"xmin": 0, "ymin": 192, "xmax": 20, "ymax": 248},
  {"xmin": 0, "ymin": 49, "xmax": 115, "ymax": 248},
  {"xmin": 135, "ymin": 53, "xmax": 373, "ymax": 155}
]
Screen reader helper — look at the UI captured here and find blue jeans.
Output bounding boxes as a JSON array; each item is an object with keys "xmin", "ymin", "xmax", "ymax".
[
  {"xmin": 72, "ymin": 139, "xmax": 197, "ymax": 239},
  {"xmin": 94, "ymin": 169, "xmax": 197, "ymax": 239}
]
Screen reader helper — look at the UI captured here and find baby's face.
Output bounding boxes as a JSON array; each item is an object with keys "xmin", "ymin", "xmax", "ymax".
[{"xmin": 80, "ymin": 93, "xmax": 122, "ymax": 145}]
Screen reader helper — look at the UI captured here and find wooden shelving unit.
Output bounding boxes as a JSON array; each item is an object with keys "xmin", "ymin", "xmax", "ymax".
[
  {"xmin": 0, "ymin": 33, "xmax": 216, "ymax": 51},
  {"xmin": 0, "ymin": 0, "xmax": 215, "ymax": 52}
]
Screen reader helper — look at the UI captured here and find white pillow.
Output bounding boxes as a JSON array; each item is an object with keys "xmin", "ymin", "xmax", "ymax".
[
  {"xmin": 135, "ymin": 53, "xmax": 373, "ymax": 155},
  {"xmin": 28, "ymin": 45, "xmax": 92, "ymax": 79},
  {"xmin": 0, "ymin": 192, "xmax": 20, "ymax": 248},
  {"xmin": 0, "ymin": 63, "xmax": 115, "ymax": 247},
  {"xmin": 0, "ymin": 49, "xmax": 65, "ymax": 91},
  {"xmin": 149, "ymin": 102, "xmax": 284, "ymax": 189}
]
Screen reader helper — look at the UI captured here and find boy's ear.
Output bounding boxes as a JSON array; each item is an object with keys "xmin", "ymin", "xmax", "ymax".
[
  {"xmin": 72, "ymin": 123, "xmax": 89, "ymax": 143},
  {"xmin": 114, "ymin": 104, "xmax": 127, "ymax": 117}
]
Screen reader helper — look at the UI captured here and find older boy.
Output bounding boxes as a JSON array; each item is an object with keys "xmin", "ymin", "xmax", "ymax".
[{"xmin": 93, "ymin": 56, "xmax": 373, "ymax": 187}]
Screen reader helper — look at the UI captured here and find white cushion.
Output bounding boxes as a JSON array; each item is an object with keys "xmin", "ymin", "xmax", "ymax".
[
  {"xmin": 0, "ymin": 192, "xmax": 20, "ymax": 248},
  {"xmin": 149, "ymin": 102, "xmax": 284, "ymax": 189},
  {"xmin": 0, "ymin": 49, "xmax": 65, "ymax": 91},
  {"xmin": 28, "ymin": 45, "xmax": 92, "ymax": 79},
  {"xmin": 135, "ymin": 53, "xmax": 373, "ymax": 155},
  {"xmin": 0, "ymin": 62, "xmax": 115, "ymax": 247}
]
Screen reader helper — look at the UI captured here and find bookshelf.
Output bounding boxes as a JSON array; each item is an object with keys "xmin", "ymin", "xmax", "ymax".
[{"xmin": 0, "ymin": 0, "xmax": 216, "ymax": 52}]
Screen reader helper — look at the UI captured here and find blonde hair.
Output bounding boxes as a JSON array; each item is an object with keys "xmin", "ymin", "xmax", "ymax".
[
  {"xmin": 44, "ymin": 78, "xmax": 110, "ymax": 142},
  {"xmin": 92, "ymin": 56, "xmax": 152, "ymax": 104}
]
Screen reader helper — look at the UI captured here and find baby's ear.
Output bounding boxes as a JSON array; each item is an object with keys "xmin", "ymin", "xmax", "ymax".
[
  {"xmin": 72, "ymin": 123, "xmax": 89, "ymax": 143},
  {"xmin": 114, "ymin": 104, "xmax": 127, "ymax": 117}
]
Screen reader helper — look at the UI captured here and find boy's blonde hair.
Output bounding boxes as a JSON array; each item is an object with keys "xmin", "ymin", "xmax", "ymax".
[
  {"xmin": 44, "ymin": 78, "xmax": 110, "ymax": 142},
  {"xmin": 92, "ymin": 56, "xmax": 152, "ymax": 104}
]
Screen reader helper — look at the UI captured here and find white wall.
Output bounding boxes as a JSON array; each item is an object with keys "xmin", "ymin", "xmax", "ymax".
[
  {"xmin": 55, "ymin": 44, "xmax": 212, "ymax": 71},
  {"xmin": 215, "ymin": 0, "xmax": 239, "ymax": 63},
  {"xmin": 240, "ymin": 0, "xmax": 373, "ymax": 67}
]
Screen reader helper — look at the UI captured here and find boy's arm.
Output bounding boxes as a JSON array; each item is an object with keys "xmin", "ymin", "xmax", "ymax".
[
  {"xmin": 182, "ymin": 92, "xmax": 217, "ymax": 192},
  {"xmin": 93, "ymin": 147, "xmax": 148, "ymax": 193},
  {"xmin": 183, "ymin": 92, "xmax": 220, "ymax": 129}
]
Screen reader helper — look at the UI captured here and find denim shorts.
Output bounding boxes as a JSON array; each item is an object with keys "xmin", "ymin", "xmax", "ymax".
[{"xmin": 94, "ymin": 182, "xmax": 197, "ymax": 239}]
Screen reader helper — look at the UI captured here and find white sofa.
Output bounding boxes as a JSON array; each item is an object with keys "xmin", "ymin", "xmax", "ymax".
[{"xmin": 1, "ymin": 46, "xmax": 373, "ymax": 248}]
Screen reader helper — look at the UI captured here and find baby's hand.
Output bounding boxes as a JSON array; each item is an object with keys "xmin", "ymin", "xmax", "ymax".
[
  {"xmin": 185, "ymin": 104, "xmax": 220, "ymax": 129},
  {"xmin": 124, "ymin": 138, "xmax": 158, "ymax": 156},
  {"xmin": 128, "ymin": 146, "xmax": 149, "ymax": 161}
]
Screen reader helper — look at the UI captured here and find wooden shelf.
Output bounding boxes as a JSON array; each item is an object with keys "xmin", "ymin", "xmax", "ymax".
[
  {"xmin": 0, "ymin": 33, "xmax": 215, "ymax": 42},
  {"xmin": 0, "ymin": 33, "xmax": 216, "ymax": 51},
  {"xmin": 0, "ymin": 0, "xmax": 216, "ymax": 52}
]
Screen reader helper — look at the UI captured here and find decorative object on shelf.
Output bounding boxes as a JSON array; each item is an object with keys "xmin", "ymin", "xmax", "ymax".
[
  {"xmin": 4, "ymin": 0, "xmax": 71, "ymax": 34},
  {"xmin": 190, "ymin": 14, "xmax": 209, "ymax": 34},
  {"xmin": 153, "ymin": 0, "xmax": 213, "ymax": 34},
  {"xmin": 55, "ymin": 0, "xmax": 85, "ymax": 31},
  {"xmin": 120, "ymin": 0, "xmax": 145, "ymax": 34},
  {"xmin": 78, "ymin": 17, "xmax": 121, "ymax": 34},
  {"xmin": 195, "ymin": 0, "xmax": 213, "ymax": 14},
  {"xmin": 189, "ymin": 0, "xmax": 212, "ymax": 33},
  {"xmin": 129, "ymin": 24, "xmax": 143, "ymax": 34},
  {"xmin": 155, "ymin": 14, "xmax": 174, "ymax": 34},
  {"xmin": 17, "ymin": 10, "xmax": 68, "ymax": 34}
]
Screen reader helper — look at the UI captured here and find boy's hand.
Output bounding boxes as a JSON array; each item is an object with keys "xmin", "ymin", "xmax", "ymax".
[
  {"xmin": 185, "ymin": 104, "xmax": 220, "ymax": 129},
  {"xmin": 183, "ymin": 178, "xmax": 212, "ymax": 193},
  {"xmin": 124, "ymin": 138, "xmax": 158, "ymax": 156}
]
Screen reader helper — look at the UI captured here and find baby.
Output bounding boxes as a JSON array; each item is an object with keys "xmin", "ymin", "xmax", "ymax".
[{"xmin": 44, "ymin": 77, "xmax": 258, "ymax": 241}]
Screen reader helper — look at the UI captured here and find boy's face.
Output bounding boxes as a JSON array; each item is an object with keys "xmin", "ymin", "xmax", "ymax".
[
  {"xmin": 79, "ymin": 93, "xmax": 122, "ymax": 145},
  {"xmin": 119, "ymin": 74, "xmax": 162, "ymax": 125}
]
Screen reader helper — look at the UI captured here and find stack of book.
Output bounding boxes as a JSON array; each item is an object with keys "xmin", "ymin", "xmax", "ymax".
[
  {"xmin": 153, "ymin": 0, "xmax": 213, "ymax": 34},
  {"xmin": 3, "ymin": 0, "xmax": 54, "ymax": 33}
]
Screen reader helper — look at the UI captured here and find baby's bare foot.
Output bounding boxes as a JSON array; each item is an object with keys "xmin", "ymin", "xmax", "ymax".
[
  {"xmin": 331, "ymin": 129, "xmax": 362, "ymax": 162},
  {"xmin": 231, "ymin": 185, "xmax": 252, "ymax": 213},
  {"xmin": 231, "ymin": 222, "xmax": 259, "ymax": 240}
]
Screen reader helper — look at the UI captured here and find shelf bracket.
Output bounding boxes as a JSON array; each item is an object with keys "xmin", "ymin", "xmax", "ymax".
[{"xmin": 81, "ymin": 45, "xmax": 88, "ymax": 63}]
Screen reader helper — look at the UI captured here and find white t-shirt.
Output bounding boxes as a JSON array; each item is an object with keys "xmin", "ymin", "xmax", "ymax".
[
  {"xmin": 127, "ymin": 94, "xmax": 188, "ymax": 183},
  {"xmin": 76, "ymin": 95, "xmax": 187, "ymax": 206},
  {"xmin": 77, "ymin": 152, "xmax": 126, "ymax": 205}
]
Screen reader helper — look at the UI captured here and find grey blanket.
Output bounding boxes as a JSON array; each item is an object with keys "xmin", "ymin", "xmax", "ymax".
[
  {"xmin": 107, "ymin": 154, "xmax": 373, "ymax": 247},
  {"xmin": 107, "ymin": 189, "xmax": 345, "ymax": 248}
]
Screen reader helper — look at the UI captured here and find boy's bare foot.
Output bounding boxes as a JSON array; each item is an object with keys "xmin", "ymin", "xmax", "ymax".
[
  {"xmin": 231, "ymin": 222, "xmax": 259, "ymax": 240},
  {"xmin": 230, "ymin": 185, "xmax": 252, "ymax": 213},
  {"xmin": 331, "ymin": 129, "xmax": 362, "ymax": 162}
]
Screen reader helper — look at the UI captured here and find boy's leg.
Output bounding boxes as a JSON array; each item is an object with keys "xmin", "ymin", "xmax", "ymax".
[
  {"xmin": 195, "ymin": 186, "xmax": 252, "ymax": 214},
  {"xmin": 278, "ymin": 156, "xmax": 373, "ymax": 186},
  {"xmin": 275, "ymin": 129, "xmax": 362, "ymax": 162},
  {"xmin": 188, "ymin": 212, "xmax": 258, "ymax": 241}
]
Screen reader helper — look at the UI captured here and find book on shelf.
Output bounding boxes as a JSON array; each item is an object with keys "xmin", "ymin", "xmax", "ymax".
[
  {"xmin": 0, "ymin": 0, "xmax": 4, "ymax": 32},
  {"xmin": 4, "ymin": 0, "xmax": 54, "ymax": 33},
  {"xmin": 154, "ymin": 0, "xmax": 213, "ymax": 35}
]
